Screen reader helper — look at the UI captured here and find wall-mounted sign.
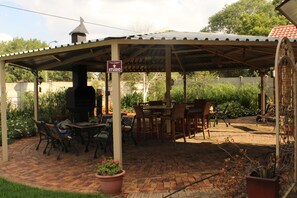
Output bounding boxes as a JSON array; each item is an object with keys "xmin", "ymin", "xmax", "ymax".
[{"xmin": 107, "ymin": 60, "xmax": 122, "ymax": 72}]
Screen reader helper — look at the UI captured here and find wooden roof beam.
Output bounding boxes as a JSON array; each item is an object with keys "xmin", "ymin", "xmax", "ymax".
[
  {"xmin": 197, "ymin": 46, "xmax": 258, "ymax": 69},
  {"xmin": 39, "ymin": 48, "xmax": 110, "ymax": 70}
]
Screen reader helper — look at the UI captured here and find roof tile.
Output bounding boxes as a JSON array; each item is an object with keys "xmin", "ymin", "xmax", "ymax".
[{"xmin": 269, "ymin": 25, "xmax": 297, "ymax": 38}]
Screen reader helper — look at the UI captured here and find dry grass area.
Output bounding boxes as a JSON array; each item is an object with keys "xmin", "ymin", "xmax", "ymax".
[{"xmin": 181, "ymin": 116, "xmax": 276, "ymax": 146}]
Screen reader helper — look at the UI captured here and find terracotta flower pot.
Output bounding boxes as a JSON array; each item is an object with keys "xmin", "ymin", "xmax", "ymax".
[
  {"xmin": 95, "ymin": 170, "xmax": 125, "ymax": 195},
  {"xmin": 246, "ymin": 175, "xmax": 279, "ymax": 198}
]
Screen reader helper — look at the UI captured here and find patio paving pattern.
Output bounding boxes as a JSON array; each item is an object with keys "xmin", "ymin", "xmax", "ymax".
[{"xmin": 0, "ymin": 116, "xmax": 281, "ymax": 197}]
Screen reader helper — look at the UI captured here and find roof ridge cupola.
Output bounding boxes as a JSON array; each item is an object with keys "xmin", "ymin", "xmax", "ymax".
[{"xmin": 69, "ymin": 17, "xmax": 88, "ymax": 43}]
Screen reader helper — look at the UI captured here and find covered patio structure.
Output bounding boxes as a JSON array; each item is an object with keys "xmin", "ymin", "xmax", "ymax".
[{"xmin": 0, "ymin": 30, "xmax": 297, "ymax": 196}]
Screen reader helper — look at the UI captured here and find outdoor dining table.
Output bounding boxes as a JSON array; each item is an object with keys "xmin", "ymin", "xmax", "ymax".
[
  {"xmin": 66, "ymin": 122, "xmax": 106, "ymax": 152},
  {"xmin": 142, "ymin": 105, "xmax": 172, "ymax": 111},
  {"xmin": 142, "ymin": 104, "xmax": 196, "ymax": 141}
]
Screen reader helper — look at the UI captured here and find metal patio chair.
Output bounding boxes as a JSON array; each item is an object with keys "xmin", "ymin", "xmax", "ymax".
[
  {"xmin": 93, "ymin": 119, "xmax": 113, "ymax": 158},
  {"xmin": 121, "ymin": 115, "xmax": 137, "ymax": 145},
  {"xmin": 34, "ymin": 120, "xmax": 51, "ymax": 154}
]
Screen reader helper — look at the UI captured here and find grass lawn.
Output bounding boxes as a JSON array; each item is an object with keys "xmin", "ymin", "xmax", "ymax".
[{"xmin": 0, "ymin": 177, "xmax": 107, "ymax": 198}]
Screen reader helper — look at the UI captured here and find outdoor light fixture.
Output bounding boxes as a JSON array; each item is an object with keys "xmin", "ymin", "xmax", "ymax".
[
  {"xmin": 276, "ymin": 0, "xmax": 297, "ymax": 26},
  {"xmin": 48, "ymin": 40, "xmax": 58, "ymax": 47},
  {"xmin": 38, "ymin": 76, "xmax": 43, "ymax": 85}
]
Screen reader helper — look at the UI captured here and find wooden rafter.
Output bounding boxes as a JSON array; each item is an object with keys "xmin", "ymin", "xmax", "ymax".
[
  {"xmin": 198, "ymin": 45, "xmax": 259, "ymax": 69},
  {"xmin": 39, "ymin": 48, "xmax": 110, "ymax": 70}
]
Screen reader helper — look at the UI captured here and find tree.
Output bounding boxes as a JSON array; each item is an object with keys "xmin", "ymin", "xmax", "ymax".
[
  {"xmin": 201, "ymin": 0, "xmax": 288, "ymax": 36},
  {"xmin": 1, "ymin": 37, "xmax": 72, "ymax": 82},
  {"xmin": 1, "ymin": 38, "xmax": 46, "ymax": 82}
]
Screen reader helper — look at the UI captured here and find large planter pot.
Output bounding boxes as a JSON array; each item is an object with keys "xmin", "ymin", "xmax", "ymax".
[
  {"xmin": 95, "ymin": 170, "xmax": 125, "ymax": 195},
  {"xmin": 246, "ymin": 175, "xmax": 279, "ymax": 198}
]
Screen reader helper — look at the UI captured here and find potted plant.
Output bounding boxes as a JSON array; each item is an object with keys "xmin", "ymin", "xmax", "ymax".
[
  {"xmin": 245, "ymin": 153, "xmax": 279, "ymax": 198},
  {"xmin": 96, "ymin": 159, "xmax": 125, "ymax": 195},
  {"xmin": 213, "ymin": 137, "xmax": 292, "ymax": 198}
]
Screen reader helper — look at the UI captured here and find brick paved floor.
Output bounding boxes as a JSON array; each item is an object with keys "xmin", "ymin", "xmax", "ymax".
[{"xmin": 0, "ymin": 116, "xmax": 277, "ymax": 197}]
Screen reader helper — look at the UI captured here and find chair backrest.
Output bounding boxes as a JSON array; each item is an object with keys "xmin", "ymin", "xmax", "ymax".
[
  {"xmin": 194, "ymin": 99, "xmax": 207, "ymax": 108},
  {"xmin": 133, "ymin": 105, "xmax": 144, "ymax": 118},
  {"xmin": 34, "ymin": 120, "xmax": 49, "ymax": 136},
  {"xmin": 100, "ymin": 114, "xmax": 113, "ymax": 124},
  {"xmin": 203, "ymin": 102, "xmax": 212, "ymax": 116},
  {"xmin": 121, "ymin": 115, "xmax": 135, "ymax": 128},
  {"xmin": 171, "ymin": 104, "xmax": 186, "ymax": 120},
  {"xmin": 223, "ymin": 104, "xmax": 229, "ymax": 114},
  {"xmin": 45, "ymin": 123, "xmax": 62, "ymax": 141},
  {"xmin": 101, "ymin": 119, "xmax": 113, "ymax": 135},
  {"xmin": 148, "ymin": 100, "xmax": 164, "ymax": 106}
]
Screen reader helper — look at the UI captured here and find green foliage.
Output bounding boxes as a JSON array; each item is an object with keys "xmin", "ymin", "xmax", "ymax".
[
  {"xmin": 7, "ymin": 113, "xmax": 35, "ymax": 139},
  {"xmin": 1, "ymin": 90, "xmax": 69, "ymax": 141},
  {"xmin": 182, "ymin": 71, "xmax": 217, "ymax": 101},
  {"xmin": 19, "ymin": 92, "xmax": 34, "ymax": 113},
  {"xmin": 1, "ymin": 37, "xmax": 72, "ymax": 82},
  {"xmin": 202, "ymin": 0, "xmax": 288, "ymax": 36},
  {"xmin": 0, "ymin": 177, "xmax": 103, "ymax": 198},
  {"xmin": 236, "ymin": 85, "xmax": 258, "ymax": 109},
  {"xmin": 46, "ymin": 71, "xmax": 72, "ymax": 82},
  {"xmin": 97, "ymin": 159, "xmax": 122, "ymax": 176},
  {"xmin": 121, "ymin": 72, "xmax": 143, "ymax": 92},
  {"xmin": 2, "ymin": 38, "xmax": 47, "ymax": 83},
  {"xmin": 171, "ymin": 86, "xmax": 184, "ymax": 103},
  {"xmin": 200, "ymin": 83, "xmax": 237, "ymax": 104},
  {"xmin": 121, "ymin": 92, "xmax": 143, "ymax": 112},
  {"xmin": 38, "ymin": 90, "xmax": 69, "ymax": 122},
  {"xmin": 146, "ymin": 73, "xmax": 166, "ymax": 101},
  {"xmin": 171, "ymin": 82, "xmax": 260, "ymax": 118}
]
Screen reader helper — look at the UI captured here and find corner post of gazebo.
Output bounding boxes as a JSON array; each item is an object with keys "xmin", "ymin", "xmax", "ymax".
[
  {"xmin": 259, "ymin": 69, "xmax": 266, "ymax": 116},
  {"xmin": 111, "ymin": 42, "xmax": 122, "ymax": 165},
  {"xmin": 105, "ymin": 72, "xmax": 109, "ymax": 114},
  {"xmin": 165, "ymin": 45, "xmax": 172, "ymax": 134},
  {"xmin": 165, "ymin": 45, "xmax": 171, "ymax": 106},
  {"xmin": 183, "ymin": 72, "xmax": 186, "ymax": 103},
  {"xmin": 0, "ymin": 61, "xmax": 8, "ymax": 162},
  {"xmin": 33, "ymin": 71, "xmax": 39, "ymax": 121}
]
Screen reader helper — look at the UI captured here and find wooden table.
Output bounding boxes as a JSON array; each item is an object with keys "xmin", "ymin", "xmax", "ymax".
[{"xmin": 66, "ymin": 122, "xmax": 106, "ymax": 152}]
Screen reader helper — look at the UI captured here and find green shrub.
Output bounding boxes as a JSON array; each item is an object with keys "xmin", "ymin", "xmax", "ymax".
[
  {"xmin": 201, "ymin": 83, "xmax": 237, "ymax": 103},
  {"xmin": 171, "ymin": 87, "xmax": 184, "ymax": 103},
  {"xmin": 236, "ymin": 85, "xmax": 258, "ymax": 109},
  {"xmin": 170, "ymin": 83, "xmax": 259, "ymax": 118},
  {"xmin": 121, "ymin": 92, "xmax": 143, "ymax": 112},
  {"xmin": 7, "ymin": 113, "xmax": 35, "ymax": 139},
  {"xmin": 2, "ymin": 89, "xmax": 68, "ymax": 141},
  {"xmin": 39, "ymin": 89, "xmax": 69, "ymax": 121}
]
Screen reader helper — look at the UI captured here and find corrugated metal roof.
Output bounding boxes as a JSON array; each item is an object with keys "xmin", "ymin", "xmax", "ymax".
[
  {"xmin": 1, "ymin": 30, "xmax": 297, "ymax": 73},
  {"xmin": 126, "ymin": 30, "xmax": 281, "ymax": 42},
  {"xmin": 0, "ymin": 31, "xmax": 287, "ymax": 57},
  {"xmin": 0, "ymin": 31, "xmax": 287, "ymax": 58}
]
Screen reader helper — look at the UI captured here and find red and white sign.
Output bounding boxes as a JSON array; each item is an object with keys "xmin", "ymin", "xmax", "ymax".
[{"xmin": 107, "ymin": 60, "xmax": 122, "ymax": 72}]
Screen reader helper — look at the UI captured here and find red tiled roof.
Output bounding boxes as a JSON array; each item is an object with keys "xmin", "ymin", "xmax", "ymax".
[{"xmin": 269, "ymin": 25, "xmax": 297, "ymax": 38}]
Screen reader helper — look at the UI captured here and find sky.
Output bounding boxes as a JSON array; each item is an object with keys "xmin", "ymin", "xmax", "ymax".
[{"xmin": 0, "ymin": 0, "xmax": 239, "ymax": 46}]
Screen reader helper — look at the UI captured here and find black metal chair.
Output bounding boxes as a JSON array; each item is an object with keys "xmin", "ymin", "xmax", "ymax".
[
  {"xmin": 45, "ymin": 123, "xmax": 77, "ymax": 160},
  {"xmin": 121, "ymin": 115, "xmax": 137, "ymax": 145},
  {"xmin": 34, "ymin": 120, "xmax": 51, "ymax": 154},
  {"xmin": 214, "ymin": 104, "xmax": 230, "ymax": 127},
  {"xmin": 93, "ymin": 119, "xmax": 113, "ymax": 158},
  {"xmin": 256, "ymin": 104, "xmax": 275, "ymax": 126},
  {"xmin": 100, "ymin": 114, "xmax": 113, "ymax": 124}
]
